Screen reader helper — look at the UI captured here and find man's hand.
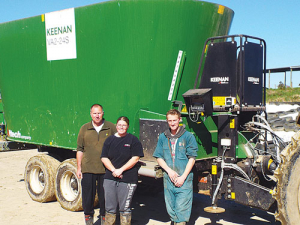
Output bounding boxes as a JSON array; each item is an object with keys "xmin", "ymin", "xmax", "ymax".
[
  {"xmin": 174, "ymin": 176, "xmax": 185, "ymax": 187},
  {"xmin": 76, "ymin": 169, "xmax": 82, "ymax": 179},
  {"xmin": 167, "ymin": 169, "xmax": 179, "ymax": 183},
  {"xmin": 76, "ymin": 151, "xmax": 83, "ymax": 179},
  {"xmin": 173, "ymin": 158, "xmax": 195, "ymax": 187}
]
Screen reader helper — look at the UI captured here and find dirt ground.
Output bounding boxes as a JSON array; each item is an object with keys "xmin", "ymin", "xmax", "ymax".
[{"xmin": 0, "ymin": 149, "xmax": 280, "ymax": 225}]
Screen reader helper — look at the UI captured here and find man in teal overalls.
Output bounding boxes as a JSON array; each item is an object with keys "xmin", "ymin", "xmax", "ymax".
[{"xmin": 153, "ymin": 109, "xmax": 198, "ymax": 225}]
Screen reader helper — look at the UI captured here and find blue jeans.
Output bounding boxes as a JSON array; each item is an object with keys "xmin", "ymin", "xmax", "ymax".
[{"xmin": 164, "ymin": 173, "xmax": 193, "ymax": 223}]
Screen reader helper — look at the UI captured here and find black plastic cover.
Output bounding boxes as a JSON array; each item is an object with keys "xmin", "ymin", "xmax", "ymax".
[
  {"xmin": 242, "ymin": 42, "xmax": 263, "ymax": 106},
  {"xmin": 199, "ymin": 41, "xmax": 237, "ymax": 97}
]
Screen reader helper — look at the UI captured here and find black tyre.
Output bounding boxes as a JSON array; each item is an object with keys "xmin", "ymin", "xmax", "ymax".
[
  {"xmin": 283, "ymin": 116, "xmax": 293, "ymax": 122},
  {"xmin": 284, "ymin": 123, "xmax": 297, "ymax": 132},
  {"xmin": 277, "ymin": 111, "xmax": 289, "ymax": 117},
  {"xmin": 272, "ymin": 125, "xmax": 285, "ymax": 131},
  {"xmin": 274, "ymin": 132, "xmax": 300, "ymax": 224},
  {"xmin": 24, "ymin": 154, "xmax": 60, "ymax": 202},
  {"xmin": 267, "ymin": 112, "xmax": 278, "ymax": 119},
  {"xmin": 55, "ymin": 158, "xmax": 83, "ymax": 211},
  {"xmin": 271, "ymin": 119, "xmax": 285, "ymax": 127}
]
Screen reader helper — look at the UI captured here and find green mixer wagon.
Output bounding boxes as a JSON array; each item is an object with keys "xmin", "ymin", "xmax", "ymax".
[{"xmin": 0, "ymin": 0, "xmax": 233, "ymax": 210}]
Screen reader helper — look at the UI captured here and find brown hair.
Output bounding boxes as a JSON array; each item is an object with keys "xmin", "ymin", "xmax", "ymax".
[
  {"xmin": 90, "ymin": 104, "xmax": 103, "ymax": 111},
  {"xmin": 117, "ymin": 116, "xmax": 129, "ymax": 126},
  {"xmin": 166, "ymin": 109, "xmax": 181, "ymax": 119}
]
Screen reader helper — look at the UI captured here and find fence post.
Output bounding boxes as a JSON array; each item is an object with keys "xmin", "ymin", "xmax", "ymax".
[{"xmin": 290, "ymin": 68, "xmax": 293, "ymax": 88}]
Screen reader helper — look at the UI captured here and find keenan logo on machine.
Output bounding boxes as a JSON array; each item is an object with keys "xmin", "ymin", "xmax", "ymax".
[
  {"xmin": 210, "ymin": 77, "xmax": 229, "ymax": 84},
  {"xmin": 8, "ymin": 130, "xmax": 31, "ymax": 140},
  {"xmin": 44, "ymin": 8, "xmax": 77, "ymax": 61},
  {"xmin": 248, "ymin": 77, "xmax": 260, "ymax": 85}
]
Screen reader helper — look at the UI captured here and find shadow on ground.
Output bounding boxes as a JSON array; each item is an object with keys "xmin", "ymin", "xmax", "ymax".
[{"xmin": 128, "ymin": 190, "xmax": 280, "ymax": 225}]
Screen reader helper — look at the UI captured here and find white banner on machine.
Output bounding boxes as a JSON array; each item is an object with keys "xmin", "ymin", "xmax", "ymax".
[{"xmin": 45, "ymin": 8, "xmax": 77, "ymax": 61}]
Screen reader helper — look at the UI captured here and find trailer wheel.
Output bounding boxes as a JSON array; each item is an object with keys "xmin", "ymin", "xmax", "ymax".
[
  {"xmin": 24, "ymin": 154, "xmax": 60, "ymax": 202},
  {"xmin": 55, "ymin": 159, "xmax": 83, "ymax": 211},
  {"xmin": 274, "ymin": 131, "xmax": 300, "ymax": 224}
]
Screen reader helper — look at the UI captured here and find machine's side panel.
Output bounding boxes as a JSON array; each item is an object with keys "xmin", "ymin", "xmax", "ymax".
[{"xmin": 0, "ymin": 0, "xmax": 234, "ymax": 152}]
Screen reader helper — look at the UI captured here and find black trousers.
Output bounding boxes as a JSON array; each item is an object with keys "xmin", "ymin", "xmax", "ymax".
[{"xmin": 81, "ymin": 173, "xmax": 105, "ymax": 216}]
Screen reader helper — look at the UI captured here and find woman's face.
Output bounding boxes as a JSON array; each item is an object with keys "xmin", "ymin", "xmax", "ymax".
[{"xmin": 116, "ymin": 120, "xmax": 129, "ymax": 137}]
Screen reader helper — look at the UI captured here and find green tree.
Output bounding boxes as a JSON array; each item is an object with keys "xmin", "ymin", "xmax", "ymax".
[{"xmin": 278, "ymin": 81, "xmax": 285, "ymax": 90}]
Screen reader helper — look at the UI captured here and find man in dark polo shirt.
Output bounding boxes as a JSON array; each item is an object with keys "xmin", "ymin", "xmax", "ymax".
[{"xmin": 76, "ymin": 104, "xmax": 117, "ymax": 225}]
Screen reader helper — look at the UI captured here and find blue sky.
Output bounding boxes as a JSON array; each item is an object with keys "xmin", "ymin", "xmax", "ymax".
[{"xmin": 0, "ymin": 0, "xmax": 299, "ymax": 88}]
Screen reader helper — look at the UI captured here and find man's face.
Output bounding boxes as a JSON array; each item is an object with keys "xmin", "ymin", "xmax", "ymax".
[
  {"xmin": 90, "ymin": 106, "xmax": 104, "ymax": 126},
  {"xmin": 167, "ymin": 114, "xmax": 180, "ymax": 133}
]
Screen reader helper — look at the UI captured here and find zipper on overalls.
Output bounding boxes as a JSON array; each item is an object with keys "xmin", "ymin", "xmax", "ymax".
[{"xmin": 168, "ymin": 138, "xmax": 175, "ymax": 170}]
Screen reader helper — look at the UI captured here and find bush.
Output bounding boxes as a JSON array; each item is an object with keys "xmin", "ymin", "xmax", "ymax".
[{"xmin": 278, "ymin": 81, "xmax": 285, "ymax": 90}]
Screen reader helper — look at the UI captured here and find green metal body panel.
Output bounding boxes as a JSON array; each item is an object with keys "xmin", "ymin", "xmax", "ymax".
[
  {"xmin": 0, "ymin": 0, "xmax": 234, "ymax": 158},
  {"xmin": 0, "ymin": 99, "xmax": 4, "ymax": 125}
]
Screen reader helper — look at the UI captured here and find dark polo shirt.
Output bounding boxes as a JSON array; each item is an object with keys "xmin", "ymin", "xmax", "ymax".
[{"xmin": 77, "ymin": 120, "xmax": 117, "ymax": 174}]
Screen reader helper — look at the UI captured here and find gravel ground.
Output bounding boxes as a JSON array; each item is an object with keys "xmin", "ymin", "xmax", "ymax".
[{"xmin": 0, "ymin": 149, "xmax": 280, "ymax": 225}]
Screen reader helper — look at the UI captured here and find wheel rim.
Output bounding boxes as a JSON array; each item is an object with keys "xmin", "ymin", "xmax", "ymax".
[
  {"xmin": 29, "ymin": 166, "xmax": 45, "ymax": 194},
  {"xmin": 60, "ymin": 170, "xmax": 79, "ymax": 201}
]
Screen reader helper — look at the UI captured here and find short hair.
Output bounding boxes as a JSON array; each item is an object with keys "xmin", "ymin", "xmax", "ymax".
[
  {"xmin": 90, "ymin": 104, "xmax": 103, "ymax": 111},
  {"xmin": 166, "ymin": 109, "xmax": 181, "ymax": 119},
  {"xmin": 116, "ymin": 116, "xmax": 129, "ymax": 126}
]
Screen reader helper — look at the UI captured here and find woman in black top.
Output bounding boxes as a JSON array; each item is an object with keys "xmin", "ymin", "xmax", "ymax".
[{"xmin": 101, "ymin": 116, "xmax": 144, "ymax": 225}]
